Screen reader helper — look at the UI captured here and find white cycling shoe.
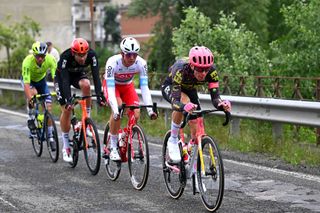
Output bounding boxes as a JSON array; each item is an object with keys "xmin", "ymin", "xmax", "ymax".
[
  {"xmin": 62, "ymin": 148, "xmax": 73, "ymax": 163},
  {"xmin": 109, "ymin": 148, "xmax": 121, "ymax": 161},
  {"xmin": 167, "ymin": 137, "xmax": 181, "ymax": 163}
]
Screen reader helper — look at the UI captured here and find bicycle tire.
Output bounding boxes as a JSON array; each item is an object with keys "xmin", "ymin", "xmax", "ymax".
[
  {"xmin": 128, "ymin": 124, "xmax": 149, "ymax": 190},
  {"xmin": 197, "ymin": 136, "xmax": 224, "ymax": 212},
  {"xmin": 103, "ymin": 122, "xmax": 121, "ymax": 180},
  {"xmin": 162, "ymin": 131, "xmax": 185, "ymax": 199},
  {"xmin": 83, "ymin": 117, "xmax": 101, "ymax": 175},
  {"xmin": 45, "ymin": 112, "xmax": 59, "ymax": 163},
  {"xmin": 31, "ymin": 119, "xmax": 43, "ymax": 157}
]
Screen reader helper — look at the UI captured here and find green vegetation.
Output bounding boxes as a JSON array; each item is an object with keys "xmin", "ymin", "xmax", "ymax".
[{"xmin": 1, "ymin": 89, "xmax": 319, "ymax": 167}]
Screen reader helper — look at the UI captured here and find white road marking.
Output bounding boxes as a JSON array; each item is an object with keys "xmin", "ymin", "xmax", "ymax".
[{"xmin": 0, "ymin": 197, "xmax": 17, "ymax": 209}]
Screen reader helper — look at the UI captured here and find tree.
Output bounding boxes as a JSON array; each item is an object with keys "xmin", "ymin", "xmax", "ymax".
[
  {"xmin": 173, "ymin": 7, "xmax": 268, "ymax": 77},
  {"xmin": 0, "ymin": 16, "xmax": 40, "ymax": 75},
  {"xmin": 270, "ymin": 0, "xmax": 320, "ymax": 77},
  {"xmin": 103, "ymin": 5, "xmax": 121, "ymax": 46}
]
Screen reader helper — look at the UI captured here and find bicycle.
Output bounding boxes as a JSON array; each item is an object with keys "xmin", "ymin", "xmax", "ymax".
[
  {"xmin": 103, "ymin": 103, "xmax": 157, "ymax": 190},
  {"xmin": 28, "ymin": 92, "xmax": 59, "ymax": 163},
  {"xmin": 162, "ymin": 109, "xmax": 231, "ymax": 212},
  {"xmin": 67, "ymin": 94, "xmax": 101, "ymax": 175}
]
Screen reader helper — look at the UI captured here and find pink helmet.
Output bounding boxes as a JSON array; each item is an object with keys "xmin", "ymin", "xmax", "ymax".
[{"xmin": 189, "ymin": 46, "xmax": 214, "ymax": 68}]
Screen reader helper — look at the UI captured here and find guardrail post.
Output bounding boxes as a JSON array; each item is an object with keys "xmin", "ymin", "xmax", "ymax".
[
  {"xmin": 316, "ymin": 79, "xmax": 320, "ymax": 146},
  {"xmin": 272, "ymin": 122, "xmax": 283, "ymax": 141},
  {"xmin": 230, "ymin": 118, "xmax": 240, "ymax": 137}
]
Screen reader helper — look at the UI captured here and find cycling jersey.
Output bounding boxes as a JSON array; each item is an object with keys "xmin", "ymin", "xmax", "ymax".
[
  {"xmin": 104, "ymin": 54, "xmax": 152, "ymax": 114},
  {"xmin": 22, "ymin": 54, "xmax": 57, "ymax": 83},
  {"xmin": 162, "ymin": 58, "xmax": 221, "ymax": 111},
  {"xmin": 55, "ymin": 48, "xmax": 102, "ymax": 105}
]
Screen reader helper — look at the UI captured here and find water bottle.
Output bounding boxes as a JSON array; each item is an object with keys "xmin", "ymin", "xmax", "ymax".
[
  {"xmin": 37, "ymin": 114, "xmax": 44, "ymax": 128},
  {"xmin": 75, "ymin": 121, "xmax": 81, "ymax": 132}
]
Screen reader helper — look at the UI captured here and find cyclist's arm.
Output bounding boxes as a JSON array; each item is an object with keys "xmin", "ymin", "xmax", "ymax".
[
  {"xmin": 105, "ymin": 59, "xmax": 118, "ymax": 114},
  {"xmin": 171, "ymin": 69, "xmax": 185, "ymax": 111},
  {"xmin": 139, "ymin": 59, "xmax": 152, "ymax": 108},
  {"xmin": 89, "ymin": 51, "xmax": 102, "ymax": 96},
  {"xmin": 56, "ymin": 55, "xmax": 72, "ymax": 103},
  {"xmin": 22, "ymin": 58, "xmax": 32, "ymax": 101},
  {"xmin": 207, "ymin": 69, "xmax": 222, "ymax": 109}
]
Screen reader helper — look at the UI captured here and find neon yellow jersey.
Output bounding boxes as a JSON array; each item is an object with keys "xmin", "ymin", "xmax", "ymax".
[{"xmin": 22, "ymin": 54, "xmax": 57, "ymax": 83}]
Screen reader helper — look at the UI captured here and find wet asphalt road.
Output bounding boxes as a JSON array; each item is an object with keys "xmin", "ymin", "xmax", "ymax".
[{"xmin": 0, "ymin": 109, "xmax": 320, "ymax": 213}]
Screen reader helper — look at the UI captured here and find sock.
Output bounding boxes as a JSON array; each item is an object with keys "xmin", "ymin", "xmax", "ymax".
[
  {"xmin": 86, "ymin": 107, "xmax": 91, "ymax": 118},
  {"xmin": 48, "ymin": 126, "xmax": 53, "ymax": 137},
  {"xmin": 110, "ymin": 134, "xmax": 118, "ymax": 149},
  {"xmin": 62, "ymin": 132, "xmax": 70, "ymax": 149},
  {"xmin": 170, "ymin": 121, "xmax": 180, "ymax": 142}
]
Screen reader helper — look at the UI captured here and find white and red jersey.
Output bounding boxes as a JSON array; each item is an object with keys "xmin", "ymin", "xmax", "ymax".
[{"xmin": 103, "ymin": 54, "xmax": 153, "ymax": 115}]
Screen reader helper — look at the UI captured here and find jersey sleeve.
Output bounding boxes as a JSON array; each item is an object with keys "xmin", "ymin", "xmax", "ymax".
[
  {"xmin": 207, "ymin": 68, "xmax": 221, "ymax": 109},
  {"xmin": 21, "ymin": 56, "xmax": 31, "ymax": 84},
  {"xmin": 89, "ymin": 51, "xmax": 102, "ymax": 95},
  {"xmin": 139, "ymin": 58, "xmax": 153, "ymax": 108},
  {"xmin": 105, "ymin": 58, "xmax": 118, "ymax": 114},
  {"xmin": 171, "ymin": 69, "xmax": 184, "ymax": 111}
]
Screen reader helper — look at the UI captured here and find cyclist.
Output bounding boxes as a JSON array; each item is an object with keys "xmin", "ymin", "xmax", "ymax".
[
  {"xmin": 21, "ymin": 41, "xmax": 57, "ymax": 150},
  {"xmin": 161, "ymin": 46, "xmax": 231, "ymax": 163},
  {"xmin": 55, "ymin": 38, "xmax": 106, "ymax": 163},
  {"xmin": 103, "ymin": 37, "xmax": 157, "ymax": 161}
]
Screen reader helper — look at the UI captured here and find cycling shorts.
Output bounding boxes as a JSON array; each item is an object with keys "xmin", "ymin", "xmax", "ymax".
[
  {"xmin": 55, "ymin": 70, "xmax": 88, "ymax": 105},
  {"xmin": 103, "ymin": 80, "xmax": 139, "ymax": 106},
  {"xmin": 21, "ymin": 77, "xmax": 52, "ymax": 103},
  {"xmin": 161, "ymin": 82, "xmax": 201, "ymax": 120}
]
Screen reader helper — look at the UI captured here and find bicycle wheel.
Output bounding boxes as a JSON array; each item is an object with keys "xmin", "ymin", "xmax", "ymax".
[
  {"xmin": 162, "ymin": 131, "xmax": 185, "ymax": 199},
  {"xmin": 83, "ymin": 118, "xmax": 101, "ymax": 175},
  {"xmin": 197, "ymin": 136, "xmax": 224, "ymax": 212},
  {"xmin": 45, "ymin": 112, "xmax": 59, "ymax": 162},
  {"xmin": 128, "ymin": 124, "xmax": 149, "ymax": 190},
  {"xmin": 31, "ymin": 119, "xmax": 43, "ymax": 157},
  {"xmin": 103, "ymin": 123, "xmax": 121, "ymax": 180}
]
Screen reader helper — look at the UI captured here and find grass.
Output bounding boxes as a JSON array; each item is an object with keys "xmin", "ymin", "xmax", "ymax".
[{"xmin": 1, "ymin": 90, "xmax": 320, "ymax": 167}]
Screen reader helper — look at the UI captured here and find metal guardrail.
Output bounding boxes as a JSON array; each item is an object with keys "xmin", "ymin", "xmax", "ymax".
[{"xmin": 1, "ymin": 78, "xmax": 320, "ymax": 138}]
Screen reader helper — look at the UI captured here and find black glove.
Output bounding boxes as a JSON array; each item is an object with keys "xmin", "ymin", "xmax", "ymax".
[
  {"xmin": 65, "ymin": 100, "xmax": 73, "ymax": 111},
  {"xmin": 97, "ymin": 93, "xmax": 107, "ymax": 106},
  {"xmin": 28, "ymin": 98, "xmax": 34, "ymax": 109}
]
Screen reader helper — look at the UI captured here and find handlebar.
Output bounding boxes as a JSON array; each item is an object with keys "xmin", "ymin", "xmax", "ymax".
[
  {"xmin": 32, "ymin": 92, "xmax": 57, "ymax": 103},
  {"xmin": 67, "ymin": 93, "xmax": 99, "ymax": 107},
  {"xmin": 119, "ymin": 102, "xmax": 158, "ymax": 117},
  {"xmin": 180, "ymin": 109, "xmax": 231, "ymax": 129}
]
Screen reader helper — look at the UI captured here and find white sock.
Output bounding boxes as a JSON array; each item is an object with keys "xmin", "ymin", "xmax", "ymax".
[
  {"xmin": 170, "ymin": 121, "xmax": 180, "ymax": 142},
  {"xmin": 110, "ymin": 134, "xmax": 118, "ymax": 149},
  {"xmin": 62, "ymin": 132, "xmax": 69, "ymax": 149},
  {"xmin": 48, "ymin": 126, "xmax": 53, "ymax": 137}
]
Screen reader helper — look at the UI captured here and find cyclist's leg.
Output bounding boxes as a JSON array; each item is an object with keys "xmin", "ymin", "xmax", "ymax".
[
  {"xmin": 186, "ymin": 89, "xmax": 201, "ymax": 140},
  {"xmin": 56, "ymin": 70, "xmax": 73, "ymax": 162},
  {"xmin": 24, "ymin": 80, "xmax": 38, "ymax": 133},
  {"xmin": 106, "ymin": 84, "xmax": 122, "ymax": 161},
  {"xmin": 74, "ymin": 73, "xmax": 91, "ymax": 117},
  {"xmin": 120, "ymin": 83, "xmax": 140, "ymax": 121}
]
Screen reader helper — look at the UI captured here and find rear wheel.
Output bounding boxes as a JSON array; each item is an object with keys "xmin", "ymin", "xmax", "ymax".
[
  {"xmin": 31, "ymin": 118, "xmax": 43, "ymax": 157},
  {"xmin": 128, "ymin": 124, "xmax": 149, "ymax": 190},
  {"xmin": 103, "ymin": 123, "xmax": 121, "ymax": 180},
  {"xmin": 197, "ymin": 136, "xmax": 224, "ymax": 212},
  {"xmin": 45, "ymin": 112, "xmax": 59, "ymax": 163},
  {"xmin": 162, "ymin": 131, "xmax": 185, "ymax": 199},
  {"xmin": 83, "ymin": 118, "xmax": 101, "ymax": 175}
]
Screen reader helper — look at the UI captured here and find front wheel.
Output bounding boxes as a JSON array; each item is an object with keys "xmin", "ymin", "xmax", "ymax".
[
  {"xmin": 197, "ymin": 136, "xmax": 224, "ymax": 212},
  {"xmin": 128, "ymin": 124, "xmax": 149, "ymax": 190},
  {"xmin": 45, "ymin": 112, "xmax": 59, "ymax": 163},
  {"xmin": 162, "ymin": 130, "xmax": 185, "ymax": 199},
  {"xmin": 83, "ymin": 118, "xmax": 101, "ymax": 175},
  {"xmin": 103, "ymin": 122, "xmax": 121, "ymax": 180}
]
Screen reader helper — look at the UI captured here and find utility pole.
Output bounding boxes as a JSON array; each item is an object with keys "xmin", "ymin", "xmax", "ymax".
[{"xmin": 89, "ymin": 0, "xmax": 95, "ymax": 49}]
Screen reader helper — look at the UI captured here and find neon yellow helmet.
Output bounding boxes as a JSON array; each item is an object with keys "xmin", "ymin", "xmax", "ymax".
[{"xmin": 32, "ymin": 41, "xmax": 48, "ymax": 55}]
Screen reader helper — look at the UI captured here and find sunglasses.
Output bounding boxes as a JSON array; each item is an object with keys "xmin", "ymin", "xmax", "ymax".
[
  {"xmin": 34, "ymin": 54, "xmax": 46, "ymax": 59},
  {"xmin": 75, "ymin": 53, "xmax": 88, "ymax": 58},
  {"xmin": 123, "ymin": 52, "xmax": 138, "ymax": 58},
  {"xmin": 193, "ymin": 66, "xmax": 210, "ymax": 73}
]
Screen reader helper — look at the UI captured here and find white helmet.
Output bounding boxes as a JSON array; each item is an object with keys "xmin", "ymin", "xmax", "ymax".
[{"xmin": 120, "ymin": 37, "xmax": 140, "ymax": 54}]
